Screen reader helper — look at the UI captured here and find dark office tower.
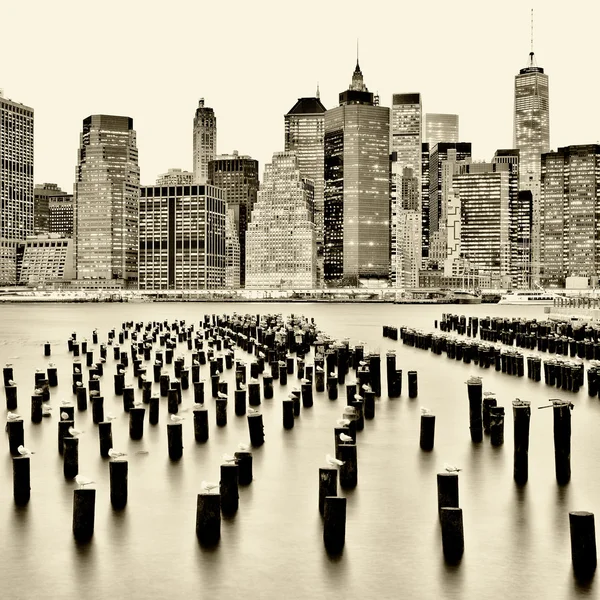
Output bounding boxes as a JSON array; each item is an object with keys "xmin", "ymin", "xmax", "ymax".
[
  {"xmin": 0, "ymin": 91, "xmax": 34, "ymax": 285},
  {"xmin": 421, "ymin": 143, "xmax": 430, "ymax": 261},
  {"xmin": 208, "ymin": 151, "xmax": 259, "ymax": 288},
  {"xmin": 193, "ymin": 99, "xmax": 216, "ymax": 184},
  {"xmin": 324, "ymin": 60, "xmax": 390, "ymax": 285},
  {"xmin": 138, "ymin": 184, "xmax": 226, "ymax": 289},
  {"xmin": 285, "ymin": 93, "xmax": 326, "ymax": 286},
  {"xmin": 34, "ymin": 183, "xmax": 69, "ymax": 235},
  {"xmin": 540, "ymin": 145, "xmax": 600, "ymax": 288},
  {"xmin": 49, "ymin": 195, "xmax": 74, "ymax": 237},
  {"xmin": 74, "ymin": 115, "xmax": 139, "ymax": 285}
]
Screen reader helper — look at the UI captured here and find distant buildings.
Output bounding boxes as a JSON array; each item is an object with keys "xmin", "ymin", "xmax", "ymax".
[
  {"xmin": 225, "ymin": 207, "xmax": 241, "ymax": 289},
  {"xmin": 540, "ymin": 145, "xmax": 600, "ymax": 288},
  {"xmin": 421, "ymin": 142, "xmax": 430, "ymax": 262},
  {"xmin": 285, "ymin": 94, "xmax": 326, "ymax": 286},
  {"xmin": 34, "ymin": 183, "xmax": 72, "ymax": 236},
  {"xmin": 208, "ymin": 151, "xmax": 259, "ymax": 287},
  {"xmin": 0, "ymin": 91, "xmax": 34, "ymax": 285},
  {"xmin": 425, "ymin": 113, "xmax": 459, "ymax": 147},
  {"xmin": 138, "ymin": 184, "xmax": 225, "ymax": 289},
  {"xmin": 156, "ymin": 169, "xmax": 194, "ymax": 186},
  {"xmin": 324, "ymin": 61, "xmax": 390, "ymax": 285},
  {"xmin": 74, "ymin": 115, "xmax": 140, "ymax": 285},
  {"xmin": 246, "ymin": 152, "xmax": 316, "ymax": 289},
  {"xmin": 193, "ymin": 99, "xmax": 216, "ymax": 184},
  {"xmin": 19, "ymin": 234, "xmax": 74, "ymax": 285}
]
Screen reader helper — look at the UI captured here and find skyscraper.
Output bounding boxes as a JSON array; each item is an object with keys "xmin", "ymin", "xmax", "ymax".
[
  {"xmin": 324, "ymin": 61, "xmax": 390, "ymax": 285},
  {"xmin": 514, "ymin": 48, "xmax": 550, "ymax": 283},
  {"xmin": 285, "ymin": 94, "xmax": 326, "ymax": 285},
  {"xmin": 74, "ymin": 115, "xmax": 139, "ymax": 285},
  {"xmin": 49, "ymin": 195, "xmax": 74, "ymax": 237},
  {"xmin": 421, "ymin": 142, "xmax": 430, "ymax": 262},
  {"xmin": 425, "ymin": 114, "xmax": 459, "ymax": 148},
  {"xmin": 138, "ymin": 184, "xmax": 225, "ymax": 289},
  {"xmin": 0, "ymin": 91, "xmax": 34, "ymax": 285},
  {"xmin": 246, "ymin": 152, "xmax": 316, "ymax": 289},
  {"xmin": 208, "ymin": 151, "xmax": 259, "ymax": 287},
  {"xmin": 156, "ymin": 169, "xmax": 194, "ymax": 186},
  {"xmin": 225, "ymin": 207, "xmax": 241, "ymax": 289},
  {"xmin": 540, "ymin": 145, "xmax": 600, "ymax": 288},
  {"xmin": 193, "ymin": 99, "xmax": 216, "ymax": 184},
  {"xmin": 34, "ymin": 183, "xmax": 69, "ymax": 235}
]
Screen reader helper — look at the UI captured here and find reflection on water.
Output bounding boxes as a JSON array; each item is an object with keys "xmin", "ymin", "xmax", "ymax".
[{"xmin": 0, "ymin": 302, "xmax": 599, "ymax": 599}]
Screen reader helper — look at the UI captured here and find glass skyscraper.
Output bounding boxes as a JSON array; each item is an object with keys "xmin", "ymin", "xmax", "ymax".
[
  {"xmin": 324, "ymin": 61, "xmax": 390, "ymax": 284},
  {"xmin": 193, "ymin": 99, "xmax": 216, "ymax": 184},
  {"xmin": 74, "ymin": 115, "xmax": 139, "ymax": 284},
  {"xmin": 425, "ymin": 114, "xmax": 459, "ymax": 148},
  {"xmin": 246, "ymin": 152, "xmax": 316, "ymax": 289},
  {"xmin": 285, "ymin": 95, "xmax": 326, "ymax": 286},
  {"xmin": 0, "ymin": 91, "xmax": 34, "ymax": 285},
  {"xmin": 540, "ymin": 145, "xmax": 600, "ymax": 288}
]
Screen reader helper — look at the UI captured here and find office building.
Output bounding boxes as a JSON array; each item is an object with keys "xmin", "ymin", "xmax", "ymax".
[
  {"xmin": 540, "ymin": 145, "xmax": 600, "ymax": 288},
  {"xmin": 225, "ymin": 207, "xmax": 241, "ymax": 289},
  {"xmin": 74, "ymin": 115, "xmax": 139, "ymax": 285},
  {"xmin": 246, "ymin": 152, "xmax": 316, "ymax": 289},
  {"xmin": 193, "ymin": 99, "xmax": 216, "ymax": 184},
  {"xmin": 421, "ymin": 142, "xmax": 430, "ymax": 262},
  {"xmin": 208, "ymin": 151, "xmax": 259, "ymax": 287},
  {"xmin": 0, "ymin": 91, "xmax": 34, "ymax": 285},
  {"xmin": 324, "ymin": 61, "xmax": 390, "ymax": 284},
  {"xmin": 34, "ymin": 183, "xmax": 69, "ymax": 235},
  {"xmin": 138, "ymin": 184, "xmax": 226, "ymax": 289},
  {"xmin": 395, "ymin": 210, "xmax": 421, "ymax": 288},
  {"xmin": 49, "ymin": 194, "xmax": 74, "ymax": 237},
  {"xmin": 18, "ymin": 234, "xmax": 74, "ymax": 285},
  {"xmin": 425, "ymin": 113, "xmax": 459, "ymax": 147},
  {"xmin": 285, "ymin": 94, "xmax": 326, "ymax": 285},
  {"xmin": 156, "ymin": 169, "xmax": 194, "ymax": 186},
  {"xmin": 514, "ymin": 49, "xmax": 550, "ymax": 282}
]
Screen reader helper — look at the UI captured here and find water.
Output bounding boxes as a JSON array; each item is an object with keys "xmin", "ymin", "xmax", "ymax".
[{"xmin": 0, "ymin": 302, "xmax": 598, "ymax": 599}]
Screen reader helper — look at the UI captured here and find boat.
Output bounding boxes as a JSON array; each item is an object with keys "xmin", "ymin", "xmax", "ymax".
[
  {"xmin": 497, "ymin": 289, "xmax": 561, "ymax": 305},
  {"xmin": 449, "ymin": 290, "xmax": 483, "ymax": 304}
]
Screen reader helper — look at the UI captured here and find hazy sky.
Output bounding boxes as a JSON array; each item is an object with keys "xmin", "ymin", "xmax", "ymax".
[{"xmin": 4, "ymin": 0, "xmax": 600, "ymax": 192}]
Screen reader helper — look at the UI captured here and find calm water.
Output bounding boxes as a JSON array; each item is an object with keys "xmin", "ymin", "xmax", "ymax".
[{"xmin": 1, "ymin": 302, "xmax": 598, "ymax": 600}]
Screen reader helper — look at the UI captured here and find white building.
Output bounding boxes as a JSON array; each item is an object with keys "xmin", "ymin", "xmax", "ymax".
[{"xmin": 19, "ymin": 234, "xmax": 74, "ymax": 285}]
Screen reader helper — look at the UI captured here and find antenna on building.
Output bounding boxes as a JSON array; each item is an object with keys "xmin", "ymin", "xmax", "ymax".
[
  {"xmin": 529, "ymin": 8, "xmax": 535, "ymax": 66},
  {"xmin": 316, "ymin": 82, "xmax": 320, "ymax": 99}
]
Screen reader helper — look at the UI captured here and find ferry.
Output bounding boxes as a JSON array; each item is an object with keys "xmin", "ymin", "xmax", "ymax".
[
  {"xmin": 450, "ymin": 290, "xmax": 483, "ymax": 304},
  {"xmin": 498, "ymin": 290, "xmax": 560, "ymax": 305}
]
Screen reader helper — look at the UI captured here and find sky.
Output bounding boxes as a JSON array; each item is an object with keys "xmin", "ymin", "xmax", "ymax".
[{"xmin": 3, "ymin": 0, "xmax": 600, "ymax": 192}]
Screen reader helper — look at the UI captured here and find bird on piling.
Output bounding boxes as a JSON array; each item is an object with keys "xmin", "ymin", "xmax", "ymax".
[
  {"xmin": 92, "ymin": 374, "xmax": 101, "ymax": 380},
  {"xmin": 336, "ymin": 418, "xmax": 350, "ymax": 427},
  {"xmin": 8, "ymin": 379, "xmax": 16, "ymax": 386},
  {"xmin": 339, "ymin": 433, "xmax": 353, "ymax": 443},
  {"xmin": 170, "ymin": 414, "xmax": 185, "ymax": 423},
  {"xmin": 7, "ymin": 412, "xmax": 21, "ymax": 421},
  {"xmin": 34, "ymin": 388, "xmax": 43, "ymax": 395},
  {"xmin": 238, "ymin": 443, "xmax": 250, "ymax": 452},
  {"xmin": 300, "ymin": 378, "xmax": 310, "ymax": 385},
  {"xmin": 217, "ymin": 391, "xmax": 228, "ymax": 399},
  {"xmin": 60, "ymin": 411, "xmax": 70, "ymax": 420},
  {"xmin": 420, "ymin": 407, "xmax": 432, "ymax": 415},
  {"xmin": 75, "ymin": 475, "xmax": 95, "ymax": 489},
  {"xmin": 74, "ymin": 367, "xmax": 81, "ymax": 374},
  {"xmin": 248, "ymin": 407, "xmax": 260, "ymax": 415},
  {"xmin": 106, "ymin": 413, "xmax": 117, "ymax": 421},
  {"xmin": 17, "ymin": 445, "xmax": 35, "ymax": 456},
  {"xmin": 117, "ymin": 368, "xmax": 125, "ymax": 375},
  {"xmin": 326, "ymin": 454, "xmax": 345, "ymax": 467},
  {"xmin": 61, "ymin": 399, "xmax": 71, "ymax": 406},
  {"xmin": 75, "ymin": 381, "xmax": 83, "ymax": 388},
  {"xmin": 444, "ymin": 464, "xmax": 462, "ymax": 473},
  {"xmin": 108, "ymin": 449, "xmax": 127, "ymax": 459},
  {"xmin": 68, "ymin": 427, "xmax": 84, "ymax": 437},
  {"xmin": 42, "ymin": 406, "xmax": 52, "ymax": 417},
  {"xmin": 222, "ymin": 454, "xmax": 236, "ymax": 463},
  {"xmin": 201, "ymin": 481, "xmax": 219, "ymax": 493}
]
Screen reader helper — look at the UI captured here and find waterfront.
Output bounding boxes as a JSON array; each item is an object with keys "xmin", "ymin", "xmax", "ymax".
[{"xmin": 1, "ymin": 302, "xmax": 599, "ymax": 599}]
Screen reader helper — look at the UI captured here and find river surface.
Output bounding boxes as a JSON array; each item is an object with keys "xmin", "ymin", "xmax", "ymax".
[{"xmin": 0, "ymin": 302, "xmax": 598, "ymax": 600}]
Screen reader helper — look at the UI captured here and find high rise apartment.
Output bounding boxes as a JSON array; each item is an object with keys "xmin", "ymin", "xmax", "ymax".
[
  {"xmin": 0, "ymin": 91, "xmax": 34, "ymax": 285},
  {"xmin": 208, "ymin": 151, "xmax": 259, "ymax": 287},
  {"xmin": 324, "ymin": 61, "xmax": 390, "ymax": 285},
  {"xmin": 425, "ymin": 113, "xmax": 459, "ymax": 148},
  {"xmin": 74, "ymin": 115, "xmax": 139, "ymax": 285},
  {"xmin": 193, "ymin": 99, "xmax": 216, "ymax": 184},
  {"xmin": 285, "ymin": 94, "xmax": 326, "ymax": 286},
  {"xmin": 246, "ymin": 152, "xmax": 316, "ymax": 289}
]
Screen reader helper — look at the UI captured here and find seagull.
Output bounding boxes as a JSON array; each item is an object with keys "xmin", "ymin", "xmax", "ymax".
[
  {"xmin": 420, "ymin": 407, "xmax": 432, "ymax": 415},
  {"xmin": 75, "ymin": 381, "xmax": 83, "ymax": 388},
  {"xmin": 106, "ymin": 413, "xmax": 117, "ymax": 421},
  {"xmin": 326, "ymin": 454, "xmax": 344, "ymax": 467},
  {"xmin": 74, "ymin": 367, "xmax": 81, "ymax": 374},
  {"xmin": 248, "ymin": 407, "xmax": 259, "ymax": 414},
  {"xmin": 92, "ymin": 374, "xmax": 101, "ymax": 380},
  {"xmin": 201, "ymin": 481, "xmax": 219, "ymax": 493},
  {"xmin": 7, "ymin": 412, "xmax": 21, "ymax": 421},
  {"xmin": 75, "ymin": 475, "xmax": 95, "ymax": 489},
  {"xmin": 34, "ymin": 388, "xmax": 43, "ymax": 395},
  {"xmin": 218, "ymin": 391, "xmax": 228, "ymax": 399},
  {"xmin": 17, "ymin": 445, "xmax": 35, "ymax": 456},
  {"xmin": 90, "ymin": 390, "xmax": 100, "ymax": 397},
  {"xmin": 330, "ymin": 372, "xmax": 336, "ymax": 378},
  {"xmin": 300, "ymin": 378, "xmax": 310, "ymax": 384},
  {"xmin": 133, "ymin": 400, "xmax": 144, "ymax": 408},
  {"xmin": 170, "ymin": 414, "xmax": 185, "ymax": 422},
  {"xmin": 238, "ymin": 443, "xmax": 250, "ymax": 452},
  {"xmin": 60, "ymin": 411, "xmax": 70, "ymax": 420},
  {"xmin": 444, "ymin": 464, "xmax": 462, "ymax": 473},
  {"xmin": 108, "ymin": 449, "xmax": 127, "ymax": 459},
  {"xmin": 339, "ymin": 433, "xmax": 353, "ymax": 443},
  {"xmin": 68, "ymin": 427, "xmax": 84, "ymax": 437},
  {"xmin": 354, "ymin": 394, "xmax": 363, "ymax": 401},
  {"xmin": 336, "ymin": 418, "xmax": 350, "ymax": 427},
  {"xmin": 8, "ymin": 379, "xmax": 16, "ymax": 386},
  {"xmin": 117, "ymin": 368, "xmax": 125, "ymax": 375},
  {"xmin": 42, "ymin": 406, "xmax": 52, "ymax": 416},
  {"xmin": 222, "ymin": 454, "xmax": 236, "ymax": 463}
]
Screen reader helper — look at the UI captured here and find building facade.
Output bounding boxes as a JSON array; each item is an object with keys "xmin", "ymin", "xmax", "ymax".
[
  {"xmin": 540, "ymin": 145, "xmax": 600, "ymax": 288},
  {"xmin": 514, "ymin": 51, "xmax": 550, "ymax": 283},
  {"xmin": 425, "ymin": 113, "xmax": 459, "ymax": 148},
  {"xmin": 138, "ymin": 184, "xmax": 226, "ymax": 289},
  {"xmin": 156, "ymin": 168, "xmax": 194, "ymax": 186},
  {"xmin": 246, "ymin": 152, "xmax": 316, "ymax": 289},
  {"xmin": 208, "ymin": 151, "xmax": 259, "ymax": 287},
  {"xmin": 74, "ymin": 115, "xmax": 139, "ymax": 285},
  {"xmin": 421, "ymin": 142, "xmax": 430, "ymax": 263},
  {"xmin": 0, "ymin": 91, "xmax": 34, "ymax": 285},
  {"xmin": 34, "ymin": 183, "xmax": 72, "ymax": 235},
  {"xmin": 324, "ymin": 62, "xmax": 390, "ymax": 285},
  {"xmin": 284, "ymin": 95, "xmax": 326, "ymax": 286},
  {"xmin": 193, "ymin": 99, "xmax": 216, "ymax": 184},
  {"xmin": 19, "ymin": 234, "xmax": 74, "ymax": 286},
  {"xmin": 395, "ymin": 210, "xmax": 421, "ymax": 288},
  {"xmin": 225, "ymin": 206, "xmax": 241, "ymax": 289}
]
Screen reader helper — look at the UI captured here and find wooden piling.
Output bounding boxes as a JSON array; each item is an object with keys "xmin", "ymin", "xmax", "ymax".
[
  {"xmin": 99, "ymin": 421, "xmax": 113, "ymax": 457},
  {"xmin": 467, "ymin": 376, "xmax": 483, "ymax": 443},
  {"xmin": 339, "ymin": 444, "xmax": 357, "ymax": 489},
  {"xmin": 513, "ymin": 399, "xmax": 531, "ymax": 484},
  {"xmin": 437, "ymin": 472, "xmax": 459, "ymax": 518},
  {"xmin": 167, "ymin": 422, "xmax": 183, "ymax": 460},
  {"xmin": 220, "ymin": 463, "xmax": 239, "ymax": 515},
  {"xmin": 234, "ymin": 451, "xmax": 253, "ymax": 485},
  {"xmin": 248, "ymin": 413, "xmax": 264, "ymax": 446},
  {"xmin": 31, "ymin": 394, "xmax": 43, "ymax": 423},
  {"xmin": 420, "ymin": 414, "xmax": 435, "ymax": 450},
  {"xmin": 408, "ymin": 371, "xmax": 418, "ymax": 398},
  {"xmin": 196, "ymin": 493, "xmax": 221, "ymax": 545},
  {"xmin": 129, "ymin": 406, "xmax": 145, "ymax": 440},
  {"xmin": 570, "ymin": 511, "xmax": 597, "ymax": 578},
  {"xmin": 323, "ymin": 496, "xmax": 346, "ymax": 554},
  {"xmin": 73, "ymin": 488, "xmax": 95, "ymax": 541},
  {"xmin": 63, "ymin": 437, "xmax": 79, "ymax": 479},
  {"xmin": 319, "ymin": 468, "xmax": 337, "ymax": 516},
  {"xmin": 13, "ymin": 456, "xmax": 30, "ymax": 505},
  {"xmin": 440, "ymin": 507, "xmax": 464, "ymax": 563},
  {"xmin": 110, "ymin": 459, "xmax": 128, "ymax": 509},
  {"xmin": 193, "ymin": 406, "xmax": 209, "ymax": 442},
  {"xmin": 553, "ymin": 400, "xmax": 572, "ymax": 485},
  {"xmin": 489, "ymin": 406, "xmax": 505, "ymax": 446},
  {"xmin": 216, "ymin": 398, "xmax": 227, "ymax": 426},
  {"xmin": 301, "ymin": 382, "xmax": 313, "ymax": 408}
]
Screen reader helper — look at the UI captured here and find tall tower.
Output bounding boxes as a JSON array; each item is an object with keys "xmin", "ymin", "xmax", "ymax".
[
  {"xmin": 514, "ymin": 12, "xmax": 550, "ymax": 284},
  {"xmin": 425, "ymin": 114, "xmax": 459, "ymax": 148},
  {"xmin": 193, "ymin": 99, "xmax": 216, "ymax": 184},
  {"xmin": 0, "ymin": 91, "xmax": 34, "ymax": 285},
  {"xmin": 324, "ymin": 60, "xmax": 390, "ymax": 285},
  {"xmin": 74, "ymin": 115, "xmax": 139, "ymax": 284},
  {"xmin": 285, "ymin": 94, "xmax": 326, "ymax": 286}
]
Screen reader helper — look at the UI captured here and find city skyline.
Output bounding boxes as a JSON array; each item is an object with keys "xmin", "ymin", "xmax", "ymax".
[{"xmin": 4, "ymin": 1, "xmax": 600, "ymax": 193}]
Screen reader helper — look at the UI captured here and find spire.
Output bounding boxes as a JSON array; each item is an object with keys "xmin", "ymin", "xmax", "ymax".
[
  {"xmin": 350, "ymin": 41, "xmax": 367, "ymax": 92},
  {"xmin": 316, "ymin": 82, "xmax": 320, "ymax": 99},
  {"xmin": 529, "ymin": 8, "xmax": 535, "ymax": 67},
  {"xmin": 356, "ymin": 38, "xmax": 360, "ymax": 71}
]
